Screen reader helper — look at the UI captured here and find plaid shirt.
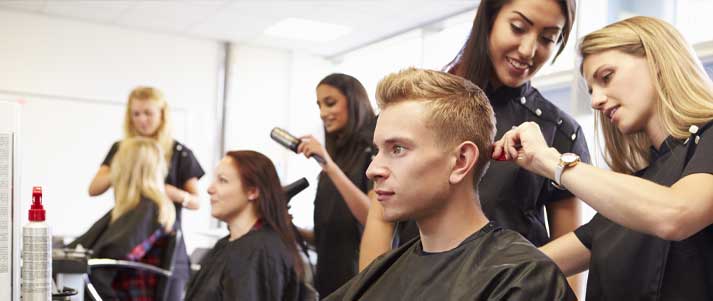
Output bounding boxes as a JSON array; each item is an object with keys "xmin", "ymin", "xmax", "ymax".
[{"xmin": 111, "ymin": 228, "xmax": 170, "ymax": 301}]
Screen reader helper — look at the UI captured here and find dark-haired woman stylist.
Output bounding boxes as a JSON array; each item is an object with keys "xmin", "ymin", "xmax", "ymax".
[{"xmin": 297, "ymin": 73, "xmax": 376, "ymax": 298}]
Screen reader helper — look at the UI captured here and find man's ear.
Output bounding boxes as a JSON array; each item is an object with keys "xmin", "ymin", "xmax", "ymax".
[{"xmin": 449, "ymin": 141, "xmax": 479, "ymax": 185}]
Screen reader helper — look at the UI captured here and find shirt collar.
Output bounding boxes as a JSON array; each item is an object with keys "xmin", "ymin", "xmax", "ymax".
[
  {"xmin": 486, "ymin": 81, "xmax": 531, "ymax": 103},
  {"xmin": 251, "ymin": 218, "xmax": 264, "ymax": 231},
  {"xmin": 649, "ymin": 136, "xmax": 681, "ymax": 162}
]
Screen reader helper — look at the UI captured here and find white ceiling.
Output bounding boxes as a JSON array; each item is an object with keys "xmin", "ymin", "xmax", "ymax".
[{"xmin": 0, "ymin": 0, "xmax": 479, "ymax": 58}]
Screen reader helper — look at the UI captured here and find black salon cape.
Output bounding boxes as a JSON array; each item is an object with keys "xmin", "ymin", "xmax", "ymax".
[
  {"xmin": 575, "ymin": 121, "xmax": 713, "ymax": 300},
  {"xmin": 327, "ymin": 223, "xmax": 575, "ymax": 301},
  {"xmin": 69, "ymin": 197, "xmax": 166, "ymax": 300},
  {"xmin": 184, "ymin": 225, "xmax": 302, "ymax": 301},
  {"xmin": 103, "ymin": 140, "xmax": 205, "ymax": 280},
  {"xmin": 313, "ymin": 137, "xmax": 373, "ymax": 297},
  {"xmin": 396, "ymin": 82, "xmax": 591, "ymax": 247}
]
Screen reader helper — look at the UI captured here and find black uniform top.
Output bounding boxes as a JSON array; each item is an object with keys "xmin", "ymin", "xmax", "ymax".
[
  {"xmin": 69, "ymin": 197, "xmax": 170, "ymax": 300},
  {"xmin": 102, "ymin": 139, "xmax": 205, "ymax": 280},
  {"xmin": 575, "ymin": 121, "xmax": 713, "ymax": 300},
  {"xmin": 184, "ymin": 224, "xmax": 303, "ymax": 301},
  {"xmin": 313, "ymin": 137, "xmax": 374, "ymax": 298},
  {"xmin": 396, "ymin": 82, "xmax": 591, "ymax": 247},
  {"xmin": 326, "ymin": 222, "xmax": 575, "ymax": 301}
]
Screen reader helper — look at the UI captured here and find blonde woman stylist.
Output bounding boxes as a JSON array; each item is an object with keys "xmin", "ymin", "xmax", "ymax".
[{"xmin": 89, "ymin": 86, "xmax": 205, "ymax": 300}]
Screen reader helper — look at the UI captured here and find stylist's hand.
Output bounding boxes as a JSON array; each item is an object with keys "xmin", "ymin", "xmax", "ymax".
[
  {"xmin": 492, "ymin": 122, "xmax": 560, "ymax": 178},
  {"xmin": 297, "ymin": 135, "xmax": 333, "ymax": 169}
]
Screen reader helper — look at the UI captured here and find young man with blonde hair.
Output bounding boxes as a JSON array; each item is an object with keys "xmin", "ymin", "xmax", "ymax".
[{"xmin": 326, "ymin": 68, "xmax": 574, "ymax": 300}]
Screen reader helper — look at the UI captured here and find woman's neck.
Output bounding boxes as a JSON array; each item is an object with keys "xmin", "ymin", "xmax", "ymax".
[
  {"xmin": 646, "ymin": 116, "xmax": 668, "ymax": 151},
  {"xmin": 489, "ymin": 77, "xmax": 502, "ymax": 90},
  {"xmin": 226, "ymin": 209, "xmax": 259, "ymax": 241}
]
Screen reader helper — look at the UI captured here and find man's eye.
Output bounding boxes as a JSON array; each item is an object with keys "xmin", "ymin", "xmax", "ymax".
[{"xmin": 392, "ymin": 145, "xmax": 405, "ymax": 155}]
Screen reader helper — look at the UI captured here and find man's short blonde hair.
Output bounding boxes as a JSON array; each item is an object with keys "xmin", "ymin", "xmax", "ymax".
[{"xmin": 376, "ymin": 67, "xmax": 496, "ymax": 184}]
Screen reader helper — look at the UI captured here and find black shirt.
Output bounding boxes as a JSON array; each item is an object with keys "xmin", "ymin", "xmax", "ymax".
[
  {"xmin": 102, "ymin": 139, "xmax": 205, "ymax": 280},
  {"xmin": 397, "ymin": 82, "xmax": 591, "ymax": 247},
  {"xmin": 575, "ymin": 121, "xmax": 713, "ymax": 300},
  {"xmin": 313, "ymin": 140, "xmax": 373, "ymax": 298},
  {"xmin": 184, "ymin": 225, "xmax": 302, "ymax": 301},
  {"xmin": 326, "ymin": 222, "xmax": 575, "ymax": 300},
  {"xmin": 102, "ymin": 140, "xmax": 205, "ymax": 192}
]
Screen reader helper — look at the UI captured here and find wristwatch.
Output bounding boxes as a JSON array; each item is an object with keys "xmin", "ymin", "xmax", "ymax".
[{"xmin": 552, "ymin": 152, "xmax": 580, "ymax": 190}]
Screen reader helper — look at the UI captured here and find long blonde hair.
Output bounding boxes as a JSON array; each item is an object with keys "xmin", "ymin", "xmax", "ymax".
[
  {"xmin": 579, "ymin": 16, "xmax": 713, "ymax": 174},
  {"xmin": 123, "ymin": 86, "xmax": 174, "ymax": 165},
  {"xmin": 110, "ymin": 137, "xmax": 175, "ymax": 231}
]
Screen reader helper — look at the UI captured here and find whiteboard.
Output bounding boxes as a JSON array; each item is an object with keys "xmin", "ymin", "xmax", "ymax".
[{"xmin": 0, "ymin": 101, "xmax": 20, "ymax": 301}]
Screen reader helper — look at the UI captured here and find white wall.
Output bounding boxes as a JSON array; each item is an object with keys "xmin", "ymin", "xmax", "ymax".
[
  {"xmin": 0, "ymin": 10, "xmax": 222, "ymax": 253},
  {"xmin": 224, "ymin": 45, "xmax": 334, "ymax": 229}
]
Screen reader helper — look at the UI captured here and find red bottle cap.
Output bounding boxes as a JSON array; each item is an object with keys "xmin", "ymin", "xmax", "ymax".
[{"xmin": 29, "ymin": 186, "xmax": 45, "ymax": 222}]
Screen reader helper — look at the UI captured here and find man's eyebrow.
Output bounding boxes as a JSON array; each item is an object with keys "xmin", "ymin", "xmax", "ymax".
[{"xmin": 383, "ymin": 137, "xmax": 414, "ymax": 146}]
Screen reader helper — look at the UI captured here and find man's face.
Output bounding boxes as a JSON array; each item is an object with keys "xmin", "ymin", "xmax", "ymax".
[{"xmin": 366, "ymin": 101, "xmax": 453, "ymax": 222}]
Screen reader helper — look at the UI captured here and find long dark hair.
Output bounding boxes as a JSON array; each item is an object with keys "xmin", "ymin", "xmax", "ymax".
[
  {"xmin": 225, "ymin": 150, "xmax": 303, "ymax": 278},
  {"xmin": 317, "ymin": 73, "xmax": 376, "ymax": 171},
  {"xmin": 447, "ymin": 0, "xmax": 576, "ymax": 89}
]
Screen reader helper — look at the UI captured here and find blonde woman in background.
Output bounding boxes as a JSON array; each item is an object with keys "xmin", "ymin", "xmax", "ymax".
[
  {"xmin": 88, "ymin": 87, "xmax": 204, "ymax": 299},
  {"xmin": 494, "ymin": 16, "xmax": 713, "ymax": 299},
  {"xmin": 73, "ymin": 137, "xmax": 177, "ymax": 300},
  {"xmin": 110, "ymin": 138, "xmax": 176, "ymax": 232}
]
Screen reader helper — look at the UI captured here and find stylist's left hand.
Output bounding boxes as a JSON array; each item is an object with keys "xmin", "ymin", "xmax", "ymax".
[{"xmin": 297, "ymin": 135, "xmax": 333, "ymax": 169}]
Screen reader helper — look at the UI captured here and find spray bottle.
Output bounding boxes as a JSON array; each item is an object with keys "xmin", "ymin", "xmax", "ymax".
[{"xmin": 22, "ymin": 186, "xmax": 51, "ymax": 300}]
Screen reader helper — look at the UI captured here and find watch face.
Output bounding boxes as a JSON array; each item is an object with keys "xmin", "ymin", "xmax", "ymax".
[{"xmin": 561, "ymin": 153, "xmax": 579, "ymax": 164}]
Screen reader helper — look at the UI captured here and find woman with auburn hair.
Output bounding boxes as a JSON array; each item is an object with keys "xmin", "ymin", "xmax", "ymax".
[
  {"xmin": 185, "ymin": 150, "xmax": 304, "ymax": 301},
  {"xmin": 295, "ymin": 73, "xmax": 376, "ymax": 297},
  {"xmin": 72, "ymin": 137, "xmax": 177, "ymax": 300},
  {"xmin": 88, "ymin": 86, "xmax": 204, "ymax": 299},
  {"xmin": 495, "ymin": 16, "xmax": 713, "ymax": 299}
]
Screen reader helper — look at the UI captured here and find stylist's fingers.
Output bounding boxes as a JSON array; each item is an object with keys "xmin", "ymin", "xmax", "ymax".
[
  {"xmin": 517, "ymin": 122, "xmax": 548, "ymax": 158},
  {"xmin": 301, "ymin": 146, "xmax": 310, "ymax": 158},
  {"xmin": 297, "ymin": 139, "xmax": 310, "ymax": 158},
  {"xmin": 300, "ymin": 136, "xmax": 329, "ymax": 161},
  {"xmin": 493, "ymin": 129, "xmax": 513, "ymax": 160},
  {"xmin": 296, "ymin": 135, "xmax": 307, "ymax": 153},
  {"xmin": 297, "ymin": 135, "xmax": 315, "ymax": 154},
  {"xmin": 501, "ymin": 128, "xmax": 519, "ymax": 160},
  {"xmin": 300, "ymin": 136, "xmax": 323, "ymax": 149},
  {"xmin": 491, "ymin": 140, "xmax": 504, "ymax": 160}
]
